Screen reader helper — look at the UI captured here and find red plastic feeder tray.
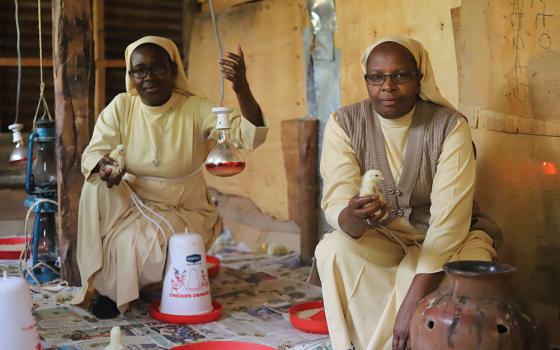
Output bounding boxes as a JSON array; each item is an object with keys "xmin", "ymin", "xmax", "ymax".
[
  {"xmin": 172, "ymin": 341, "xmax": 276, "ymax": 350},
  {"xmin": 150, "ymin": 300, "xmax": 223, "ymax": 324},
  {"xmin": 289, "ymin": 300, "xmax": 329, "ymax": 334},
  {"xmin": 206, "ymin": 255, "xmax": 220, "ymax": 279}
]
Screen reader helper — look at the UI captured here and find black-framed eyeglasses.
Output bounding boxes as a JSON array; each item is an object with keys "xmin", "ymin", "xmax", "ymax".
[
  {"xmin": 129, "ymin": 62, "xmax": 170, "ymax": 79},
  {"xmin": 364, "ymin": 72, "xmax": 418, "ymax": 86}
]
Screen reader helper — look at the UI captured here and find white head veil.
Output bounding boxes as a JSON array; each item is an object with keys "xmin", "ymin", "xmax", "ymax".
[
  {"xmin": 360, "ymin": 36, "xmax": 452, "ymax": 109},
  {"xmin": 124, "ymin": 36, "xmax": 193, "ymax": 96}
]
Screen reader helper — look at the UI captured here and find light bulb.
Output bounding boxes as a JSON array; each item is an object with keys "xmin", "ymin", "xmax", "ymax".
[
  {"xmin": 205, "ymin": 107, "xmax": 246, "ymax": 177},
  {"xmin": 8, "ymin": 123, "xmax": 28, "ymax": 166}
]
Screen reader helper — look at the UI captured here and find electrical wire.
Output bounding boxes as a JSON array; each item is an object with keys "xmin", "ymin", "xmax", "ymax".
[
  {"xmin": 123, "ymin": 180, "xmax": 171, "ymax": 249},
  {"xmin": 14, "ymin": 0, "xmax": 21, "ymax": 125},
  {"xmin": 209, "ymin": 0, "xmax": 225, "ymax": 106},
  {"xmin": 19, "ymin": 198, "xmax": 62, "ymax": 286}
]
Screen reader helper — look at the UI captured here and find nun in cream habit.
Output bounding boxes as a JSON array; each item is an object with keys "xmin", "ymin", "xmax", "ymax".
[
  {"xmin": 316, "ymin": 36, "xmax": 498, "ymax": 350},
  {"xmin": 72, "ymin": 36, "xmax": 267, "ymax": 316}
]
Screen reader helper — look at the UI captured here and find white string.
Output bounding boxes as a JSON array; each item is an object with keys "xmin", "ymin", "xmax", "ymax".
[
  {"xmin": 14, "ymin": 0, "xmax": 22, "ymax": 125},
  {"xmin": 18, "ymin": 198, "xmax": 64, "ymax": 287},
  {"xmin": 209, "ymin": 0, "xmax": 225, "ymax": 106},
  {"xmin": 32, "ymin": 0, "xmax": 53, "ymax": 127},
  {"xmin": 122, "ymin": 180, "xmax": 171, "ymax": 248}
]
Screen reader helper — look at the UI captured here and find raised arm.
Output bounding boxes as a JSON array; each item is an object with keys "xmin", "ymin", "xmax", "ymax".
[{"xmin": 219, "ymin": 45, "xmax": 264, "ymax": 127}]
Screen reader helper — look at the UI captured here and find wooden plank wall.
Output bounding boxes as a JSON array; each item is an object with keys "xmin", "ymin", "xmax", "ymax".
[
  {"xmin": 336, "ymin": 0, "xmax": 559, "ymax": 313},
  {"xmin": 456, "ymin": 0, "xmax": 560, "ymax": 309},
  {"xmin": 336, "ymin": 0, "xmax": 461, "ymax": 108},
  {"xmin": 189, "ymin": 0, "xmax": 309, "ymax": 221}
]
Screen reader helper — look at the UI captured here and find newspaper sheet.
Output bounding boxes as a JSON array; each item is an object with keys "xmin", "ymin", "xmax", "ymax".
[{"xmin": 1, "ymin": 251, "xmax": 332, "ymax": 350}]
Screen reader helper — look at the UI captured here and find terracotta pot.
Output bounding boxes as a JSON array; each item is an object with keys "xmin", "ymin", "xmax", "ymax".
[{"xmin": 410, "ymin": 260, "xmax": 541, "ymax": 350}]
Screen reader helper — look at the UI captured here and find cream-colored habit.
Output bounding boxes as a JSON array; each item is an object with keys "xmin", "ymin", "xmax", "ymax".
[
  {"xmin": 317, "ymin": 36, "xmax": 496, "ymax": 350},
  {"xmin": 72, "ymin": 36, "xmax": 267, "ymax": 313}
]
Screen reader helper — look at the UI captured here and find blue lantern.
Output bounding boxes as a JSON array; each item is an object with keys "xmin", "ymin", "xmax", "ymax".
[{"xmin": 23, "ymin": 117, "xmax": 59, "ymax": 284}]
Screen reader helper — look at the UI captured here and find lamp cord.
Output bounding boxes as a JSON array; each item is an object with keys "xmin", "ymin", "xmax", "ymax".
[
  {"xmin": 209, "ymin": 0, "xmax": 224, "ymax": 107},
  {"xmin": 19, "ymin": 198, "xmax": 62, "ymax": 286},
  {"xmin": 32, "ymin": 0, "xmax": 53, "ymax": 128},
  {"xmin": 14, "ymin": 0, "xmax": 21, "ymax": 125}
]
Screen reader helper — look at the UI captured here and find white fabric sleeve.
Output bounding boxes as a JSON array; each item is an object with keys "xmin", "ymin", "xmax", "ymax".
[
  {"xmin": 416, "ymin": 118, "xmax": 476, "ymax": 274},
  {"xmin": 81, "ymin": 93, "xmax": 128, "ymax": 180},
  {"xmin": 320, "ymin": 113, "xmax": 362, "ymax": 232}
]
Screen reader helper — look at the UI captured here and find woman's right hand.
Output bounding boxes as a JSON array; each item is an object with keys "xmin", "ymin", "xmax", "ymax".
[
  {"xmin": 96, "ymin": 155, "xmax": 124, "ymax": 188},
  {"xmin": 338, "ymin": 195, "xmax": 388, "ymax": 238}
]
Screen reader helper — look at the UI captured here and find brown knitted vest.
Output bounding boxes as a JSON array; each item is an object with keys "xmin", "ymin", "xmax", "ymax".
[
  {"xmin": 307, "ymin": 99, "xmax": 501, "ymax": 286},
  {"xmin": 336, "ymin": 99, "xmax": 460, "ymax": 233}
]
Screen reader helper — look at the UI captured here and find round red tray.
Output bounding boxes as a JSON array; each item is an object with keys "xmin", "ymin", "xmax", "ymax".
[
  {"xmin": 206, "ymin": 255, "xmax": 220, "ymax": 279},
  {"xmin": 150, "ymin": 300, "xmax": 222, "ymax": 324},
  {"xmin": 172, "ymin": 341, "xmax": 276, "ymax": 350},
  {"xmin": 289, "ymin": 300, "xmax": 329, "ymax": 334}
]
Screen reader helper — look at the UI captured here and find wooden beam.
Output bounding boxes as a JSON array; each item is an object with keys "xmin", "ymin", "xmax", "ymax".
[
  {"xmin": 182, "ymin": 0, "xmax": 199, "ymax": 70},
  {"xmin": 281, "ymin": 118, "xmax": 319, "ymax": 263},
  {"xmin": 0, "ymin": 57, "xmax": 53, "ymax": 67},
  {"xmin": 200, "ymin": 0, "xmax": 252, "ymax": 13},
  {"xmin": 95, "ymin": 59, "xmax": 125, "ymax": 68},
  {"xmin": 93, "ymin": 0, "xmax": 105, "ymax": 118},
  {"xmin": 52, "ymin": 0, "xmax": 95, "ymax": 285}
]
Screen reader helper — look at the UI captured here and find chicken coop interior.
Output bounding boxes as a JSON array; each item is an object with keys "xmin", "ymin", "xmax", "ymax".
[{"xmin": 0, "ymin": 0, "xmax": 559, "ymax": 349}]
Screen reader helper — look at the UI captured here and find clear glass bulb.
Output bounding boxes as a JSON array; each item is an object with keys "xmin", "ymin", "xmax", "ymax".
[
  {"xmin": 8, "ymin": 123, "xmax": 28, "ymax": 166},
  {"xmin": 205, "ymin": 107, "xmax": 246, "ymax": 177}
]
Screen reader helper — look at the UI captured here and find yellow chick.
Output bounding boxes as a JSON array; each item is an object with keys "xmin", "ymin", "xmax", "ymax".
[
  {"xmin": 262, "ymin": 242, "xmax": 288, "ymax": 256},
  {"xmin": 359, "ymin": 169, "xmax": 388, "ymax": 220},
  {"xmin": 106, "ymin": 144, "xmax": 125, "ymax": 177},
  {"xmin": 104, "ymin": 326, "xmax": 124, "ymax": 350}
]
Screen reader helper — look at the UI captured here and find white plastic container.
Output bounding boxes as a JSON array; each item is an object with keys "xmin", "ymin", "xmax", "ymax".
[
  {"xmin": 0, "ymin": 271, "xmax": 41, "ymax": 350},
  {"xmin": 159, "ymin": 228, "xmax": 213, "ymax": 316}
]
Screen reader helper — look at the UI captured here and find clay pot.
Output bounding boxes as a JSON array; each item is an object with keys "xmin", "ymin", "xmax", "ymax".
[{"xmin": 410, "ymin": 261, "xmax": 541, "ymax": 350}]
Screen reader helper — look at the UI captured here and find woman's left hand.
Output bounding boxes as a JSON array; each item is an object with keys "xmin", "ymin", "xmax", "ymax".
[
  {"xmin": 218, "ymin": 45, "xmax": 264, "ymax": 127},
  {"xmin": 392, "ymin": 293, "xmax": 418, "ymax": 350},
  {"xmin": 219, "ymin": 45, "xmax": 249, "ymax": 94},
  {"xmin": 393, "ymin": 272, "xmax": 444, "ymax": 350}
]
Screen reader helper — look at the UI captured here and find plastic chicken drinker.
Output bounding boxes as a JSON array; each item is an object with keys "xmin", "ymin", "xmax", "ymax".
[
  {"xmin": 205, "ymin": 107, "xmax": 246, "ymax": 177},
  {"xmin": 0, "ymin": 271, "xmax": 42, "ymax": 350},
  {"xmin": 160, "ymin": 228, "xmax": 213, "ymax": 316}
]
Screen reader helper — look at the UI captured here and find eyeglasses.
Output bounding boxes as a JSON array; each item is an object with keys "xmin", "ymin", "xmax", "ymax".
[
  {"xmin": 129, "ymin": 62, "xmax": 169, "ymax": 79},
  {"xmin": 364, "ymin": 72, "xmax": 418, "ymax": 86}
]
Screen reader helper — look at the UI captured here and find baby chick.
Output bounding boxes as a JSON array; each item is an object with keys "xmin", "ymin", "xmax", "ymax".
[
  {"xmin": 104, "ymin": 326, "xmax": 124, "ymax": 350},
  {"xmin": 106, "ymin": 144, "xmax": 125, "ymax": 177},
  {"xmin": 359, "ymin": 169, "xmax": 388, "ymax": 220}
]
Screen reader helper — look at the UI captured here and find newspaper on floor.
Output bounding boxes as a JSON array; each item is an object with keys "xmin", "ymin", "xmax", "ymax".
[{"xmin": 2, "ymin": 249, "xmax": 331, "ymax": 349}]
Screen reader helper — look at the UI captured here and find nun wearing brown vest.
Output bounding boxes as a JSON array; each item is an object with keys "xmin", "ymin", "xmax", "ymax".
[{"xmin": 315, "ymin": 36, "xmax": 500, "ymax": 350}]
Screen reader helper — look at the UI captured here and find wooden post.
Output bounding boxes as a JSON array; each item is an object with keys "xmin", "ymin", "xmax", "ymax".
[
  {"xmin": 93, "ymin": 0, "xmax": 105, "ymax": 118},
  {"xmin": 52, "ymin": 0, "xmax": 94, "ymax": 285},
  {"xmin": 281, "ymin": 118, "xmax": 319, "ymax": 263}
]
